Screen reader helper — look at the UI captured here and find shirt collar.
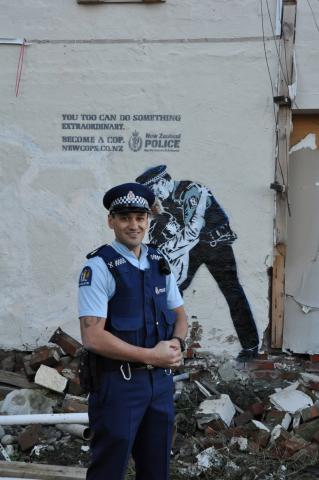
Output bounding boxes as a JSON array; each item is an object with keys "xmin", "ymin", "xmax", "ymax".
[{"xmin": 111, "ymin": 240, "xmax": 149, "ymax": 263}]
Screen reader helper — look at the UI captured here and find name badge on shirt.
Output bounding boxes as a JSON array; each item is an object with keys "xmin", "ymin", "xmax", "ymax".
[
  {"xmin": 155, "ymin": 286, "xmax": 166, "ymax": 295},
  {"xmin": 79, "ymin": 266, "xmax": 92, "ymax": 287}
]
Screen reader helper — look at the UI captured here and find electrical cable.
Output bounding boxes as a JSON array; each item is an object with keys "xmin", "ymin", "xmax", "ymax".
[
  {"xmin": 306, "ymin": 0, "xmax": 319, "ymax": 33},
  {"xmin": 260, "ymin": 0, "xmax": 285, "ymax": 187}
]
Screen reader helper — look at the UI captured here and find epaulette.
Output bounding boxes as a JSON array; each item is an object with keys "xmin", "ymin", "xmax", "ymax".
[
  {"xmin": 86, "ymin": 244, "xmax": 109, "ymax": 259},
  {"xmin": 147, "ymin": 244, "xmax": 171, "ymax": 275}
]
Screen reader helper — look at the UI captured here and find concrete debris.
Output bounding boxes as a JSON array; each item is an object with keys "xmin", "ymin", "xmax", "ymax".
[
  {"xmin": 269, "ymin": 382, "xmax": 313, "ymax": 413},
  {"xmin": 35, "ymin": 365, "xmax": 68, "ymax": 393},
  {"xmin": 196, "ymin": 394, "xmax": 236, "ymax": 428},
  {"xmin": 0, "ymin": 441, "xmax": 11, "ymax": 461},
  {"xmin": 0, "ymin": 389, "xmax": 56, "ymax": 415},
  {"xmin": 251, "ymin": 420, "xmax": 270, "ymax": 432},
  {"xmin": 230, "ymin": 436, "xmax": 248, "ymax": 451},
  {"xmin": 1, "ymin": 434, "xmax": 17, "ymax": 446},
  {"xmin": 218, "ymin": 359, "xmax": 249, "ymax": 383},
  {"xmin": 196, "ymin": 446, "xmax": 224, "ymax": 471}
]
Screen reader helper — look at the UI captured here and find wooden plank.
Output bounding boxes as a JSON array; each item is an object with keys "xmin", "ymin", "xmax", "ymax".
[
  {"xmin": 0, "ymin": 461, "xmax": 86, "ymax": 480},
  {"xmin": 271, "ymin": 1, "xmax": 296, "ymax": 349},
  {"xmin": 291, "ymin": 114, "xmax": 319, "ymax": 147},
  {"xmin": 0, "ymin": 370, "xmax": 35, "ymax": 389},
  {"xmin": 271, "ymin": 244, "xmax": 286, "ymax": 348}
]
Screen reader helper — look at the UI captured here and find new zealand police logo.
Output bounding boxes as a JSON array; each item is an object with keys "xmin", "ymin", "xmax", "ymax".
[
  {"xmin": 79, "ymin": 266, "xmax": 92, "ymax": 287},
  {"xmin": 128, "ymin": 131, "xmax": 143, "ymax": 152}
]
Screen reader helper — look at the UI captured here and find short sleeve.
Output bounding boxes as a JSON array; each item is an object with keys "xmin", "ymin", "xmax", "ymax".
[
  {"xmin": 77, "ymin": 256, "xmax": 115, "ymax": 318},
  {"xmin": 166, "ymin": 272, "xmax": 183, "ymax": 310}
]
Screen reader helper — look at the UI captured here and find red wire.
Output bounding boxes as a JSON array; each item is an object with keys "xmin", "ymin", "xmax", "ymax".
[{"xmin": 15, "ymin": 39, "xmax": 26, "ymax": 97}]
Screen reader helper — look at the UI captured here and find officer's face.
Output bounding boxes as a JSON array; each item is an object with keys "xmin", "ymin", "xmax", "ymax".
[
  {"xmin": 108, "ymin": 211, "xmax": 148, "ymax": 250},
  {"xmin": 152, "ymin": 179, "xmax": 170, "ymax": 200}
]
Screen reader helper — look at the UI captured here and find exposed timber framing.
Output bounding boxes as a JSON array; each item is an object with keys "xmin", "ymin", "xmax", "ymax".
[
  {"xmin": 271, "ymin": 0, "xmax": 297, "ymax": 348},
  {"xmin": 0, "ymin": 461, "xmax": 86, "ymax": 479}
]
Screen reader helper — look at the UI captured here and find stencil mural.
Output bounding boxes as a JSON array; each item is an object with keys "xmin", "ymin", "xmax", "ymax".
[{"xmin": 136, "ymin": 165, "xmax": 259, "ymax": 356}]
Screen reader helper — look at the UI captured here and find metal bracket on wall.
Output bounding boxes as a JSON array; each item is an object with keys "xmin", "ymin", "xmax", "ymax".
[{"xmin": 77, "ymin": 0, "xmax": 165, "ymax": 4}]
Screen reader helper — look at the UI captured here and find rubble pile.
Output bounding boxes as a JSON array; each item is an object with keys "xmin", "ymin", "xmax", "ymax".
[
  {"xmin": 172, "ymin": 351, "xmax": 319, "ymax": 479},
  {"xmin": 1, "ymin": 335, "xmax": 319, "ymax": 478},
  {"xmin": 0, "ymin": 328, "xmax": 90, "ymax": 466}
]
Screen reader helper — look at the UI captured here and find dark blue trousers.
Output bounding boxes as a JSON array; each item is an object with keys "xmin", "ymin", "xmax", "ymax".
[{"xmin": 87, "ymin": 367, "xmax": 174, "ymax": 480}]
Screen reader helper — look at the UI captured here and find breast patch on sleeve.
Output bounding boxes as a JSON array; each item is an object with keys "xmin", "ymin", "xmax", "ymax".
[{"xmin": 79, "ymin": 266, "xmax": 92, "ymax": 287}]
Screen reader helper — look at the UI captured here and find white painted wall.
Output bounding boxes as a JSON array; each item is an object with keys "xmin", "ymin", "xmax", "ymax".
[
  {"xmin": 295, "ymin": 0, "xmax": 319, "ymax": 109},
  {"xmin": 0, "ymin": 0, "xmax": 278, "ymax": 354}
]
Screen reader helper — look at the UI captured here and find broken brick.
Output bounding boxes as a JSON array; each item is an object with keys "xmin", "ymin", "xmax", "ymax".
[
  {"xmin": 304, "ymin": 362, "xmax": 319, "ymax": 373},
  {"xmin": 18, "ymin": 425, "xmax": 43, "ymax": 451},
  {"xmin": 22, "ymin": 355, "xmax": 36, "ymax": 380},
  {"xmin": 250, "ymin": 370, "xmax": 281, "ymax": 380},
  {"xmin": 221, "ymin": 426, "xmax": 249, "ymax": 440},
  {"xmin": 291, "ymin": 442, "xmax": 319, "ymax": 462},
  {"xmin": 301, "ymin": 404, "xmax": 319, "ymax": 422},
  {"xmin": 29, "ymin": 347, "xmax": 60, "ymax": 370},
  {"xmin": 281, "ymin": 435, "xmax": 310, "ymax": 457},
  {"xmin": 308, "ymin": 381, "xmax": 319, "ymax": 391},
  {"xmin": 246, "ymin": 360, "xmax": 275, "ymax": 370},
  {"xmin": 248, "ymin": 402, "xmax": 266, "ymax": 418},
  {"xmin": 295, "ymin": 418, "xmax": 319, "ymax": 441},
  {"xmin": 186, "ymin": 348, "xmax": 194, "ymax": 359},
  {"xmin": 62, "ymin": 396, "xmax": 88, "ymax": 413},
  {"xmin": 234, "ymin": 411, "xmax": 253, "ymax": 426},
  {"xmin": 265, "ymin": 410, "xmax": 287, "ymax": 428},
  {"xmin": 67, "ymin": 376, "xmax": 84, "ymax": 396},
  {"xmin": 249, "ymin": 429, "xmax": 270, "ymax": 448},
  {"xmin": 50, "ymin": 327, "xmax": 82, "ymax": 357},
  {"xmin": 310, "ymin": 355, "xmax": 319, "ymax": 363},
  {"xmin": 205, "ymin": 419, "xmax": 226, "ymax": 434}
]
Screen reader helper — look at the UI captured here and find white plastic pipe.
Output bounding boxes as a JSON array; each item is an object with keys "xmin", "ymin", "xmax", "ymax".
[
  {"xmin": 56, "ymin": 423, "xmax": 93, "ymax": 440},
  {"xmin": 0, "ymin": 413, "xmax": 88, "ymax": 426}
]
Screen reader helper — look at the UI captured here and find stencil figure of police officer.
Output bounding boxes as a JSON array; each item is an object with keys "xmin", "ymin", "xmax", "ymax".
[{"xmin": 136, "ymin": 165, "xmax": 259, "ymax": 361}]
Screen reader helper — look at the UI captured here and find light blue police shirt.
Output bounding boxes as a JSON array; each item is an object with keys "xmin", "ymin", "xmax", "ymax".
[{"xmin": 78, "ymin": 240, "xmax": 183, "ymax": 318}]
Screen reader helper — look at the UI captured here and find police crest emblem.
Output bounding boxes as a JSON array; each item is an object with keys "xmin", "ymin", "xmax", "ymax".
[
  {"xmin": 79, "ymin": 266, "xmax": 92, "ymax": 287},
  {"xmin": 128, "ymin": 130, "xmax": 143, "ymax": 152}
]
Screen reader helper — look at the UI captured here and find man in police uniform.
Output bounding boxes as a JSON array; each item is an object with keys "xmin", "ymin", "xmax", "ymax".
[
  {"xmin": 78, "ymin": 182, "xmax": 188, "ymax": 480},
  {"xmin": 135, "ymin": 166, "xmax": 259, "ymax": 362}
]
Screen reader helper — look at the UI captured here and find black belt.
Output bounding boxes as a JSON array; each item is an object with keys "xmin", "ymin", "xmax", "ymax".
[{"xmin": 99, "ymin": 359, "xmax": 155, "ymax": 372}]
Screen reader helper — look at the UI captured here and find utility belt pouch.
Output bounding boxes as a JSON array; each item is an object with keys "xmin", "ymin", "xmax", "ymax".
[{"xmin": 78, "ymin": 348, "xmax": 100, "ymax": 394}]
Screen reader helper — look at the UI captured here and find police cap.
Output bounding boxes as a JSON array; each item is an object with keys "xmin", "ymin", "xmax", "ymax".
[
  {"xmin": 135, "ymin": 165, "xmax": 167, "ymax": 187},
  {"xmin": 103, "ymin": 182, "xmax": 155, "ymax": 214}
]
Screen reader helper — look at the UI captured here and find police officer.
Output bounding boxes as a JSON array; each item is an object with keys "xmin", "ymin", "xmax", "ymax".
[
  {"xmin": 78, "ymin": 182, "xmax": 188, "ymax": 480},
  {"xmin": 135, "ymin": 166, "xmax": 259, "ymax": 362}
]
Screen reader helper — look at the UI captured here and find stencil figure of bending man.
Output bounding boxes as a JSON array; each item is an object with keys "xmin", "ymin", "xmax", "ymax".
[{"xmin": 136, "ymin": 165, "xmax": 259, "ymax": 361}]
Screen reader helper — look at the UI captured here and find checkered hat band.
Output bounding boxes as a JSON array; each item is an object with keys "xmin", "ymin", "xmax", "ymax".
[
  {"xmin": 110, "ymin": 195, "xmax": 149, "ymax": 210},
  {"xmin": 141, "ymin": 171, "xmax": 166, "ymax": 186}
]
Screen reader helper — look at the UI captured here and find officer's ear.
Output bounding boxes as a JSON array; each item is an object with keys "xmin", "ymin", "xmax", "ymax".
[{"xmin": 108, "ymin": 213, "xmax": 115, "ymax": 230}]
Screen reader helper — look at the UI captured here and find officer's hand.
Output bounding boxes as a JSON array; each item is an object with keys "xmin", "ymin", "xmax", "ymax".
[{"xmin": 150, "ymin": 341, "xmax": 183, "ymax": 368}]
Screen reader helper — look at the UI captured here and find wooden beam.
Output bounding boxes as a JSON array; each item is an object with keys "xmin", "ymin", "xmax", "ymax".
[
  {"xmin": 0, "ymin": 370, "xmax": 35, "ymax": 389},
  {"xmin": 271, "ymin": 243, "xmax": 286, "ymax": 348},
  {"xmin": 271, "ymin": 1, "xmax": 296, "ymax": 349},
  {"xmin": 0, "ymin": 461, "xmax": 86, "ymax": 480}
]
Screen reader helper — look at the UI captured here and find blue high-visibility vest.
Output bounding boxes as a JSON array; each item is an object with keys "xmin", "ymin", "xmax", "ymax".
[{"xmin": 87, "ymin": 245, "xmax": 176, "ymax": 348}]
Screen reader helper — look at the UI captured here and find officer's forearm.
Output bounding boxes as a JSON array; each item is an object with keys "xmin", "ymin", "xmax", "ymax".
[{"xmin": 172, "ymin": 305, "xmax": 188, "ymax": 340}]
